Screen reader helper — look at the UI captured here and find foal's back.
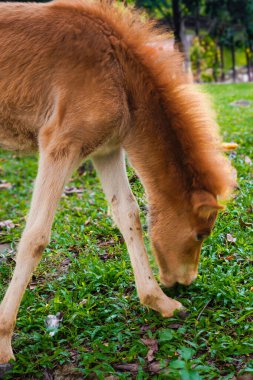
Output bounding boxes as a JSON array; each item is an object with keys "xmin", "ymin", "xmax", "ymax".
[{"xmin": 0, "ymin": 1, "xmax": 126, "ymax": 153}]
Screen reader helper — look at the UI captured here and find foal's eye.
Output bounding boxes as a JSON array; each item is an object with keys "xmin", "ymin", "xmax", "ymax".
[
  {"xmin": 195, "ymin": 231, "xmax": 210, "ymax": 241},
  {"xmin": 196, "ymin": 233, "xmax": 205, "ymax": 241}
]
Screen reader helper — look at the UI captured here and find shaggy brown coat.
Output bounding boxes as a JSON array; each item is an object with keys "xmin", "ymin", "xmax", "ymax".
[{"xmin": 0, "ymin": 0, "xmax": 235, "ymax": 364}]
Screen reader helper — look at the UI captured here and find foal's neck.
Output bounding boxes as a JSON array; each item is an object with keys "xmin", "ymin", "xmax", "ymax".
[{"xmin": 124, "ymin": 89, "xmax": 186, "ymax": 202}]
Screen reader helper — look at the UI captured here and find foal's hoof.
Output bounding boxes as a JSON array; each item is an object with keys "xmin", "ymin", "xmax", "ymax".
[
  {"xmin": 175, "ymin": 307, "xmax": 189, "ymax": 320},
  {"xmin": 0, "ymin": 363, "xmax": 13, "ymax": 379}
]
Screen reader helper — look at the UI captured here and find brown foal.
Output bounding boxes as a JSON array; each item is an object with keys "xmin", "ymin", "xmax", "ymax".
[{"xmin": 0, "ymin": 0, "xmax": 235, "ymax": 363}]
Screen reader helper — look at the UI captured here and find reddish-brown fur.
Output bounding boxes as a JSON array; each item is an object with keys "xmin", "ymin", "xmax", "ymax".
[{"xmin": 0, "ymin": 0, "xmax": 235, "ymax": 364}]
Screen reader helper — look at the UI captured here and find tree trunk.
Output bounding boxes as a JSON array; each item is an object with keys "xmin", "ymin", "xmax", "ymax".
[
  {"xmin": 245, "ymin": 48, "xmax": 251, "ymax": 82},
  {"xmin": 231, "ymin": 38, "xmax": 236, "ymax": 82},
  {"xmin": 194, "ymin": 0, "xmax": 200, "ymax": 38},
  {"xmin": 213, "ymin": 48, "xmax": 218, "ymax": 82},
  {"xmin": 194, "ymin": 0, "xmax": 201, "ymax": 81},
  {"xmin": 220, "ymin": 44, "xmax": 225, "ymax": 82},
  {"xmin": 180, "ymin": 20, "xmax": 191, "ymax": 73},
  {"xmin": 172, "ymin": 0, "xmax": 181, "ymax": 46}
]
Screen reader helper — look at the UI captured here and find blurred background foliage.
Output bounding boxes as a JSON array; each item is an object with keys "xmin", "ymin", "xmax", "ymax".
[
  {"xmin": 1, "ymin": 0, "xmax": 253, "ymax": 82},
  {"xmin": 125, "ymin": 0, "xmax": 253, "ymax": 82}
]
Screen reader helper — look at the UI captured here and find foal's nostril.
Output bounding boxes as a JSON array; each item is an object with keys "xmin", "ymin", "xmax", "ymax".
[
  {"xmin": 176, "ymin": 307, "xmax": 189, "ymax": 320},
  {"xmin": 160, "ymin": 274, "xmax": 177, "ymax": 288},
  {"xmin": 177, "ymin": 272, "xmax": 197, "ymax": 286}
]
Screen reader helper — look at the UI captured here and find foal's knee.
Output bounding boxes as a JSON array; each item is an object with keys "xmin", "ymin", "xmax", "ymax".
[
  {"xmin": 111, "ymin": 192, "xmax": 142, "ymax": 232},
  {"xmin": 0, "ymin": 318, "xmax": 14, "ymax": 337},
  {"xmin": 20, "ymin": 228, "xmax": 49, "ymax": 258},
  {"xmin": 127, "ymin": 194, "xmax": 142, "ymax": 231}
]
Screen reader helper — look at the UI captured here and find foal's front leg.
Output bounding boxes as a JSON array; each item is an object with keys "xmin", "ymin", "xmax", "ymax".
[
  {"xmin": 0, "ymin": 147, "xmax": 80, "ymax": 363},
  {"xmin": 93, "ymin": 149, "xmax": 182, "ymax": 317}
]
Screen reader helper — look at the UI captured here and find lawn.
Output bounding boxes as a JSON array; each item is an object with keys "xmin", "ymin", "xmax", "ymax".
[{"xmin": 0, "ymin": 83, "xmax": 252, "ymax": 379}]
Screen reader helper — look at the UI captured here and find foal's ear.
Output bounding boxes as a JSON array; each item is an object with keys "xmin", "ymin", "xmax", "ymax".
[{"xmin": 192, "ymin": 190, "xmax": 224, "ymax": 219}]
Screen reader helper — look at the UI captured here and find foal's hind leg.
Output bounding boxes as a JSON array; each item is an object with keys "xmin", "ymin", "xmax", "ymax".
[
  {"xmin": 93, "ymin": 149, "xmax": 182, "ymax": 317},
  {"xmin": 0, "ymin": 146, "xmax": 80, "ymax": 363}
]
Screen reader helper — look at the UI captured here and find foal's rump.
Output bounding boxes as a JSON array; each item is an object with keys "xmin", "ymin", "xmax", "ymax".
[{"xmin": 0, "ymin": 1, "xmax": 127, "ymax": 154}]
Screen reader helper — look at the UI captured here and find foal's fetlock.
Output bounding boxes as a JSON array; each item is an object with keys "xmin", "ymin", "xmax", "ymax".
[
  {"xmin": 139, "ymin": 287, "xmax": 182, "ymax": 318},
  {"xmin": 0, "ymin": 317, "xmax": 15, "ymax": 363},
  {"xmin": 0, "ymin": 334, "xmax": 15, "ymax": 364}
]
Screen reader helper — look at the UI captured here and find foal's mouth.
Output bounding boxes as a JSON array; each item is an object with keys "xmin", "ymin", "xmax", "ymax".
[{"xmin": 160, "ymin": 271, "xmax": 198, "ymax": 288}]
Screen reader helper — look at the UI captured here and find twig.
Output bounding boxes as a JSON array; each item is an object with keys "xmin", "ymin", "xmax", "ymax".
[{"xmin": 197, "ymin": 299, "xmax": 212, "ymax": 321}]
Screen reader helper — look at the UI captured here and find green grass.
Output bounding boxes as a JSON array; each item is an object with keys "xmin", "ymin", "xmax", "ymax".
[{"xmin": 0, "ymin": 83, "xmax": 252, "ymax": 379}]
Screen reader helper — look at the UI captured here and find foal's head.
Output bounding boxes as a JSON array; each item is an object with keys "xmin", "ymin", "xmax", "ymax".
[{"xmin": 150, "ymin": 189, "xmax": 223, "ymax": 287}]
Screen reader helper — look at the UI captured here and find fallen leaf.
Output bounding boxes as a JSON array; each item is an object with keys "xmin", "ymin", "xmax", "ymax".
[
  {"xmin": 0, "ymin": 243, "xmax": 12, "ymax": 254},
  {"xmin": 246, "ymin": 206, "xmax": 253, "ymax": 214},
  {"xmin": 53, "ymin": 364, "xmax": 83, "ymax": 380},
  {"xmin": 141, "ymin": 338, "xmax": 158, "ymax": 362},
  {"xmin": 84, "ymin": 217, "xmax": 91, "ymax": 226},
  {"xmin": 64, "ymin": 187, "xmax": 84, "ymax": 195},
  {"xmin": 237, "ymin": 374, "xmax": 253, "ymax": 380},
  {"xmin": 230, "ymin": 100, "xmax": 251, "ymax": 107},
  {"xmin": 0, "ymin": 220, "xmax": 15, "ymax": 230},
  {"xmin": 0, "ymin": 364, "xmax": 13, "ymax": 378},
  {"xmin": 239, "ymin": 217, "xmax": 252, "ymax": 229},
  {"xmin": 168, "ymin": 323, "xmax": 182, "ymax": 329},
  {"xmin": 114, "ymin": 363, "xmax": 139, "ymax": 373},
  {"xmin": 245, "ymin": 156, "xmax": 252, "ymax": 165},
  {"xmin": 45, "ymin": 312, "xmax": 63, "ymax": 336},
  {"xmin": 69, "ymin": 349, "xmax": 79, "ymax": 364},
  {"xmin": 226, "ymin": 233, "xmax": 236, "ymax": 243},
  {"xmin": 0, "ymin": 181, "xmax": 12, "ymax": 189},
  {"xmin": 43, "ymin": 370, "xmax": 54, "ymax": 380},
  {"xmin": 98, "ymin": 239, "xmax": 115, "ymax": 247},
  {"xmin": 79, "ymin": 299, "xmax": 87, "ymax": 305},
  {"xmin": 148, "ymin": 360, "xmax": 169, "ymax": 374},
  {"xmin": 225, "ymin": 255, "xmax": 234, "ymax": 261},
  {"xmin": 99, "ymin": 252, "xmax": 111, "ymax": 261},
  {"xmin": 222, "ymin": 142, "xmax": 239, "ymax": 151},
  {"xmin": 141, "ymin": 324, "xmax": 151, "ymax": 333},
  {"xmin": 61, "ymin": 258, "xmax": 71, "ymax": 267}
]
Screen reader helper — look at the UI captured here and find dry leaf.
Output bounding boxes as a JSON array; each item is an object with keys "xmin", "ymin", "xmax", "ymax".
[
  {"xmin": 45, "ymin": 312, "xmax": 63, "ymax": 337},
  {"xmin": 0, "ymin": 181, "xmax": 12, "ymax": 189},
  {"xmin": 64, "ymin": 187, "xmax": 84, "ymax": 195},
  {"xmin": 239, "ymin": 217, "xmax": 252, "ymax": 229},
  {"xmin": 237, "ymin": 374, "xmax": 253, "ymax": 380},
  {"xmin": 230, "ymin": 100, "xmax": 251, "ymax": 107},
  {"xmin": 147, "ymin": 349, "xmax": 155, "ymax": 362},
  {"xmin": 245, "ymin": 156, "xmax": 252, "ymax": 165},
  {"xmin": 226, "ymin": 233, "xmax": 236, "ymax": 243},
  {"xmin": 0, "ymin": 220, "xmax": 15, "ymax": 230},
  {"xmin": 0, "ymin": 364, "xmax": 13, "ymax": 378},
  {"xmin": 225, "ymin": 255, "xmax": 234, "ymax": 261},
  {"xmin": 79, "ymin": 299, "xmax": 87, "ymax": 306},
  {"xmin": 53, "ymin": 364, "xmax": 83, "ymax": 380},
  {"xmin": 98, "ymin": 239, "xmax": 115, "ymax": 247},
  {"xmin": 148, "ymin": 360, "xmax": 169, "ymax": 374},
  {"xmin": 141, "ymin": 338, "xmax": 158, "ymax": 362},
  {"xmin": 168, "ymin": 323, "xmax": 182, "ymax": 329},
  {"xmin": 222, "ymin": 142, "xmax": 239, "ymax": 151},
  {"xmin": 61, "ymin": 258, "xmax": 71, "ymax": 267},
  {"xmin": 84, "ymin": 217, "xmax": 91, "ymax": 226},
  {"xmin": 114, "ymin": 363, "xmax": 139, "ymax": 373},
  {"xmin": 0, "ymin": 243, "xmax": 12, "ymax": 254}
]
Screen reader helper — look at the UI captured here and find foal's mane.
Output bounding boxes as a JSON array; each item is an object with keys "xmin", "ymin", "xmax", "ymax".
[{"xmin": 53, "ymin": 0, "xmax": 235, "ymax": 200}]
